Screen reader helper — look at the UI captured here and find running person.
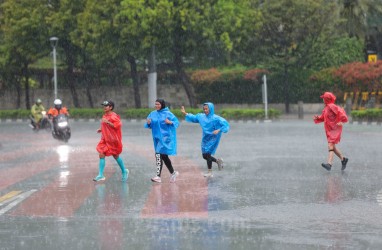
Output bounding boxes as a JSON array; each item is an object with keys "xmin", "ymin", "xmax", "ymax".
[
  {"xmin": 181, "ymin": 102, "xmax": 229, "ymax": 177},
  {"xmin": 314, "ymin": 92, "xmax": 349, "ymax": 171},
  {"xmin": 145, "ymin": 99, "xmax": 179, "ymax": 183},
  {"xmin": 93, "ymin": 100, "xmax": 129, "ymax": 182}
]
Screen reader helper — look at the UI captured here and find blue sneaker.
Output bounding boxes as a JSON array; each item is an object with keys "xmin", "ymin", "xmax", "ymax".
[
  {"xmin": 93, "ymin": 175, "xmax": 105, "ymax": 182},
  {"xmin": 122, "ymin": 169, "xmax": 129, "ymax": 182}
]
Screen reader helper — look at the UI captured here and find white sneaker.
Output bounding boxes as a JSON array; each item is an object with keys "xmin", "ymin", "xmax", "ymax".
[
  {"xmin": 93, "ymin": 175, "xmax": 106, "ymax": 182},
  {"xmin": 151, "ymin": 176, "xmax": 162, "ymax": 183},
  {"xmin": 170, "ymin": 171, "xmax": 179, "ymax": 183},
  {"xmin": 203, "ymin": 172, "xmax": 213, "ymax": 177},
  {"xmin": 216, "ymin": 158, "xmax": 224, "ymax": 170}
]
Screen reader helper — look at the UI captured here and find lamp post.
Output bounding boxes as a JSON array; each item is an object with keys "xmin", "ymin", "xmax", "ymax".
[{"xmin": 50, "ymin": 37, "xmax": 59, "ymax": 100}]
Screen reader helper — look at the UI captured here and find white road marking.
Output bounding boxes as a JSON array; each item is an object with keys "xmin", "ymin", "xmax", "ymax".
[
  {"xmin": 377, "ymin": 190, "xmax": 382, "ymax": 206},
  {"xmin": 0, "ymin": 189, "xmax": 37, "ymax": 216}
]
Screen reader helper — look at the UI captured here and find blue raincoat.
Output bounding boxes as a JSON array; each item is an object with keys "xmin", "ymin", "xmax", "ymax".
[
  {"xmin": 145, "ymin": 107, "xmax": 179, "ymax": 155},
  {"xmin": 185, "ymin": 102, "xmax": 229, "ymax": 155}
]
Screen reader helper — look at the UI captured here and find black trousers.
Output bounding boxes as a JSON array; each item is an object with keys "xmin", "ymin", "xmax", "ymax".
[
  {"xmin": 155, "ymin": 153, "xmax": 174, "ymax": 177},
  {"xmin": 202, "ymin": 153, "xmax": 217, "ymax": 170}
]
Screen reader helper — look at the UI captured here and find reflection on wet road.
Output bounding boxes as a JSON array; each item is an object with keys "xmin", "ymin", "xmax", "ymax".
[{"xmin": 1, "ymin": 120, "xmax": 382, "ymax": 249}]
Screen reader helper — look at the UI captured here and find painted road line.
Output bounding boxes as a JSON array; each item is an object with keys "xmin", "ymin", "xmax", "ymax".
[
  {"xmin": 0, "ymin": 189, "xmax": 37, "ymax": 216},
  {"xmin": 377, "ymin": 190, "xmax": 382, "ymax": 206},
  {"xmin": 0, "ymin": 190, "xmax": 22, "ymax": 203},
  {"xmin": 10, "ymin": 148, "xmax": 115, "ymax": 218}
]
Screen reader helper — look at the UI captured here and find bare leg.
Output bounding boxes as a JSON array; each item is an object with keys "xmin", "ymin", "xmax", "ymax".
[
  {"xmin": 327, "ymin": 143, "xmax": 335, "ymax": 165},
  {"xmin": 333, "ymin": 145, "xmax": 344, "ymax": 161}
]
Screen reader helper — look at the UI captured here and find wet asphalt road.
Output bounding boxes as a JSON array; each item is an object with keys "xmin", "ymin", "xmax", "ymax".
[{"xmin": 0, "ymin": 118, "xmax": 382, "ymax": 250}]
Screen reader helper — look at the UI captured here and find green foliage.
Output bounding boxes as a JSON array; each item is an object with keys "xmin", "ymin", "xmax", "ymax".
[
  {"xmin": 351, "ymin": 108, "xmax": 382, "ymax": 122},
  {"xmin": 0, "ymin": 110, "xmax": 31, "ymax": 119},
  {"xmin": 308, "ymin": 36, "xmax": 365, "ymax": 70},
  {"xmin": 220, "ymin": 108, "xmax": 281, "ymax": 120},
  {"xmin": 68, "ymin": 108, "xmax": 104, "ymax": 119},
  {"xmin": 0, "ymin": 108, "xmax": 281, "ymax": 120},
  {"xmin": 123, "ymin": 109, "xmax": 152, "ymax": 119}
]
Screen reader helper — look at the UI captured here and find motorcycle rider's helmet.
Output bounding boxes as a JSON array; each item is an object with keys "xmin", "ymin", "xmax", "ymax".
[
  {"xmin": 36, "ymin": 98, "xmax": 42, "ymax": 104},
  {"xmin": 54, "ymin": 99, "xmax": 62, "ymax": 110}
]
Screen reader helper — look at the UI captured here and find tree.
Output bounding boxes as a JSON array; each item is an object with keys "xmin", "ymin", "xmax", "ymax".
[
  {"xmin": 258, "ymin": 0, "xmax": 341, "ymax": 112},
  {"xmin": 75, "ymin": 0, "xmax": 144, "ymax": 108},
  {"xmin": 46, "ymin": 0, "xmax": 86, "ymax": 107},
  {"xmin": 339, "ymin": 0, "xmax": 382, "ymax": 59},
  {"xmin": 0, "ymin": 0, "xmax": 49, "ymax": 109},
  {"xmin": 121, "ymin": 0, "xmax": 260, "ymax": 107}
]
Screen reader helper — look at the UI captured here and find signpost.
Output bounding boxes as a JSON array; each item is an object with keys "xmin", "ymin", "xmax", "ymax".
[{"xmin": 262, "ymin": 74, "xmax": 269, "ymax": 121}]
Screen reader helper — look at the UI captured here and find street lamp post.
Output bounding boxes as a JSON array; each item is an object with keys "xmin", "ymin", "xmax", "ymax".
[{"xmin": 50, "ymin": 37, "xmax": 59, "ymax": 100}]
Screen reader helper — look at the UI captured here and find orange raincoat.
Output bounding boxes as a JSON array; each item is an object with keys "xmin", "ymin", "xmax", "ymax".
[
  {"xmin": 96, "ymin": 112, "xmax": 123, "ymax": 156},
  {"xmin": 314, "ymin": 92, "xmax": 348, "ymax": 144}
]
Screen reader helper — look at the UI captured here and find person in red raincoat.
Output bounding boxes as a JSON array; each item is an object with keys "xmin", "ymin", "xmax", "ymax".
[
  {"xmin": 314, "ymin": 92, "xmax": 349, "ymax": 171},
  {"xmin": 93, "ymin": 100, "xmax": 129, "ymax": 182}
]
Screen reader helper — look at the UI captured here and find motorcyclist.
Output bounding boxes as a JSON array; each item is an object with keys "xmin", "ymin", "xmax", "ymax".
[
  {"xmin": 31, "ymin": 98, "xmax": 45, "ymax": 129},
  {"xmin": 48, "ymin": 99, "xmax": 69, "ymax": 134}
]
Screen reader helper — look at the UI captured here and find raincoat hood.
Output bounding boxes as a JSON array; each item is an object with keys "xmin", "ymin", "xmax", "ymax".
[
  {"xmin": 185, "ymin": 102, "xmax": 229, "ymax": 155},
  {"xmin": 204, "ymin": 102, "xmax": 215, "ymax": 117},
  {"xmin": 320, "ymin": 92, "xmax": 336, "ymax": 105}
]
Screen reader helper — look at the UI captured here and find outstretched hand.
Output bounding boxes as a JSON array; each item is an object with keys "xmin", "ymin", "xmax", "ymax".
[{"xmin": 180, "ymin": 106, "xmax": 187, "ymax": 115}]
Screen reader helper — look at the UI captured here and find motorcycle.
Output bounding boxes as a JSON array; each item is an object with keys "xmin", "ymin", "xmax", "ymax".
[
  {"xmin": 52, "ymin": 114, "xmax": 71, "ymax": 142},
  {"xmin": 29, "ymin": 111, "xmax": 52, "ymax": 132}
]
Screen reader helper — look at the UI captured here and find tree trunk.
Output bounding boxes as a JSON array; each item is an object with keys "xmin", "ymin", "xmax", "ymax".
[
  {"xmin": 173, "ymin": 41, "xmax": 196, "ymax": 107},
  {"xmin": 64, "ymin": 44, "xmax": 80, "ymax": 108},
  {"xmin": 284, "ymin": 64, "xmax": 290, "ymax": 114},
  {"xmin": 127, "ymin": 55, "xmax": 141, "ymax": 108},
  {"xmin": 23, "ymin": 63, "xmax": 31, "ymax": 110},
  {"xmin": 15, "ymin": 76, "xmax": 22, "ymax": 109}
]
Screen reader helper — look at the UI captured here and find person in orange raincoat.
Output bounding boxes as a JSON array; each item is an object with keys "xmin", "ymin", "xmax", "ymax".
[
  {"xmin": 47, "ymin": 99, "xmax": 69, "ymax": 134},
  {"xmin": 314, "ymin": 92, "xmax": 349, "ymax": 171},
  {"xmin": 93, "ymin": 100, "xmax": 129, "ymax": 182}
]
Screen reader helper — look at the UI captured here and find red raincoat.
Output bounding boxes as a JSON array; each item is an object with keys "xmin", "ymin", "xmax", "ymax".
[
  {"xmin": 314, "ymin": 92, "xmax": 348, "ymax": 144},
  {"xmin": 96, "ymin": 112, "xmax": 123, "ymax": 156}
]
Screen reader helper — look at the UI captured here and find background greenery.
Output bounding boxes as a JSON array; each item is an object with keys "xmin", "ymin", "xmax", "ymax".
[
  {"xmin": 0, "ymin": 108, "xmax": 281, "ymax": 120},
  {"xmin": 0, "ymin": 0, "xmax": 381, "ymax": 111}
]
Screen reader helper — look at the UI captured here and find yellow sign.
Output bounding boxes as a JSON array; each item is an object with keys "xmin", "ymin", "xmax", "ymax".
[{"xmin": 368, "ymin": 54, "xmax": 377, "ymax": 63}]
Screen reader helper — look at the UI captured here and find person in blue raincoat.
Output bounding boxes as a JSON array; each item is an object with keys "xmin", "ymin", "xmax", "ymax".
[
  {"xmin": 181, "ymin": 102, "xmax": 229, "ymax": 177},
  {"xmin": 145, "ymin": 99, "xmax": 180, "ymax": 183}
]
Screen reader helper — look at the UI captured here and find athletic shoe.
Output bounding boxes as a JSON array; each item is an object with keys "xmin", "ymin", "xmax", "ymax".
[
  {"xmin": 203, "ymin": 171, "xmax": 213, "ymax": 177},
  {"xmin": 151, "ymin": 176, "xmax": 162, "ymax": 183},
  {"xmin": 93, "ymin": 175, "xmax": 106, "ymax": 182},
  {"xmin": 170, "ymin": 171, "xmax": 179, "ymax": 183},
  {"xmin": 122, "ymin": 169, "xmax": 129, "ymax": 182},
  {"xmin": 217, "ymin": 158, "xmax": 224, "ymax": 170},
  {"xmin": 321, "ymin": 163, "xmax": 332, "ymax": 171},
  {"xmin": 341, "ymin": 157, "xmax": 348, "ymax": 171}
]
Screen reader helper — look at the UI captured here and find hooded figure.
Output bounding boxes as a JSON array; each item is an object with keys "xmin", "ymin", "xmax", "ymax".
[
  {"xmin": 145, "ymin": 99, "xmax": 180, "ymax": 183},
  {"xmin": 145, "ymin": 99, "xmax": 179, "ymax": 155},
  {"xmin": 314, "ymin": 92, "xmax": 348, "ymax": 144},
  {"xmin": 185, "ymin": 102, "xmax": 229, "ymax": 154},
  {"xmin": 314, "ymin": 92, "xmax": 349, "ymax": 171}
]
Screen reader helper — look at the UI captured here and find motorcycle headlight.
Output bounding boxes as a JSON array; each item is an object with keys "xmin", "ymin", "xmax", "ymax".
[{"xmin": 58, "ymin": 121, "xmax": 68, "ymax": 127}]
